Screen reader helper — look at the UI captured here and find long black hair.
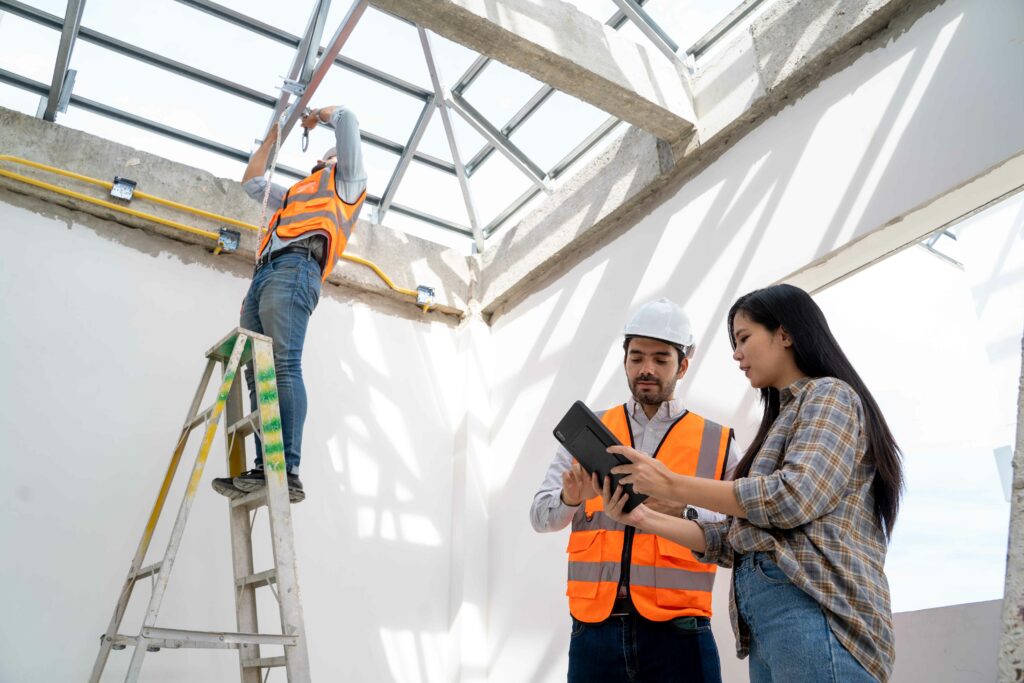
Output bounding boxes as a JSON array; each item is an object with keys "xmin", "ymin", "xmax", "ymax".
[{"xmin": 727, "ymin": 284, "xmax": 904, "ymax": 538}]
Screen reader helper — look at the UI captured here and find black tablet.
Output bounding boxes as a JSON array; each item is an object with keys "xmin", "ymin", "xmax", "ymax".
[{"xmin": 553, "ymin": 400, "xmax": 648, "ymax": 512}]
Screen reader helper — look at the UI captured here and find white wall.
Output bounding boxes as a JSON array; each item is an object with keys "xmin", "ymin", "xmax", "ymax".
[
  {"xmin": 486, "ymin": 0, "xmax": 1024, "ymax": 681},
  {"xmin": 0, "ymin": 194, "xmax": 467, "ymax": 683},
  {"xmin": 3, "ymin": 1, "xmax": 1023, "ymax": 682}
]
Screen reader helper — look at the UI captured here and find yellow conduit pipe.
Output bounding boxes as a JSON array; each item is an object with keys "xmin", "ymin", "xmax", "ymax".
[
  {"xmin": 0, "ymin": 168, "xmax": 222, "ymax": 241},
  {"xmin": 0, "ymin": 155, "xmax": 434, "ymax": 311}
]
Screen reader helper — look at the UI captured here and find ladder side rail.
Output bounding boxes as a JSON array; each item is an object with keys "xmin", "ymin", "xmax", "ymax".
[
  {"xmin": 224, "ymin": 367, "xmax": 263, "ymax": 683},
  {"xmin": 251, "ymin": 336, "xmax": 312, "ymax": 681},
  {"xmin": 124, "ymin": 335, "xmax": 249, "ymax": 681},
  {"xmin": 89, "ymin": 357, "xmax": 218, "ymax": 683}
]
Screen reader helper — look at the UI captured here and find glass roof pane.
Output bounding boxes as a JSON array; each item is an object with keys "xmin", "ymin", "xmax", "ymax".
[
  {"xmin": 391, "ymin": 161, "xmax": 470, "ymax": 228},
  {"xmin": 315, "ymin": 64, "xmax": 424, "ymax": 148},
  {"xmin": 329, "ymin": 6, "xmax": 431, "ymax": 90},
  {"xmin": 509, "ymin": 91, "xmax": 609, "ymax": 172},
  {"xmin": 79, "ymin": 0, "xmax": 295, "ymax": 96},
  {"xmin": 416, "ymin": 113, "xmax": 453, "ymax": 164},
  {"xmin": 68, "ymin": 41, "xmax": 269, "ymax": 153},
  {"xmin": 639, "ymin": 0, "xmax": 780, "ymax": 56},
  {"xmin": 461, "ymin": 61, "xmax": 542, "ymax": 128},
  {"xmin": 470, "ymin": 153, "xmax": 534, "ymax": 227},
  {"xmin": 415, "ymin": 108, "xmax": 488, "ymax": 166},
  {"xmin": 0, "ymin": 12, "xmax": 60, "ymax": 83},
  {"xmin": 209, "ymin": 0, "xmax": 314, "ymax": 37},
  {"xmin": 0, "ymin": 81, "xmax": 42, "ymax": 117}
]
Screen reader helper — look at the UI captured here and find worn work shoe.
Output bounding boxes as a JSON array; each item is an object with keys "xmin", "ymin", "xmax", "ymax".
[
  {"xmin": 233, "ymin": 468, "xmax": 306, "ymax": 503},
  {"xmin": 211, "ymin": 475, "xmax": 246, "ymax": 500}
]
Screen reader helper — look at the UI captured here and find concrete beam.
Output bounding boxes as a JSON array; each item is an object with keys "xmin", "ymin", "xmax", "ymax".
[
  {"xmin": 0, "ymin": 107, "xmax": 470, "ymax": 318},
  {"xmin": 477, "ymin": 0, "xmax": 939, "ymax": 318},
  {"xmin": 367, "ymin": 0, "xmax": 695, "ymax": 143},
  {"xmin": 784, "ymin": 151, "xmax": 1024, "ymax": 294}
]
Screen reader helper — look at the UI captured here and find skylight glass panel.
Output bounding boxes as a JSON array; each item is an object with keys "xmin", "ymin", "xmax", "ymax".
[
  {"xmin": 8, "ymin": 0, "xmax": 66, "ymax": 15},
  {"xmin": 415, "ymin": 109, "xmax": 488, "ymax": 167},
  {"xmin": 314, "ymin": 63, "xmax": 424, "ymax": 149},
  {"xmin": 0, "ymin": 81, "xmax": 42, "ymax": 116},
  {"xmin": 470, "ymin": 153, "xmax": 535, "ymax": 227},
  {"xmin": 423, "ymin": 32, "xmax": 481, "ymax": 89},
  {"xmin": 79, "ymin": 0, "xmax": 295, "ymax": 96},
  {"xmin": 510, "ymin": 91, "xmax": 609, "ymax": 172},
  {"xmin": 461, "ymin": 60, "xmax": 542, "ymax": 128},
  {"xmin": 335, "ymin": 7, "xmax": 431, "ymax": 90},
  {"xmin": 68, "ymin": 41, "xmax": 269, "ymax": 154},
  {"xmin": 0, "ymin": 12, "xmax": 60, "ymax": 83},
  {"xmin": 211, "ymin": 0, "xmax": 313, "ymax": 36},
  {"xmin": 390, "ymin": 161, "xmax": 470, "ymax": 228}
]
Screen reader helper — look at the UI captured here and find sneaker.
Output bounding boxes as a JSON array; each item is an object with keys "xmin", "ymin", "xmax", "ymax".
[
  {"xmin": 233, "ymin": 468, "xmax": 306, "ymax": 503},
  {"xmin": 211, "ymin": 475, "xmax": 246, "ymax": 499}
]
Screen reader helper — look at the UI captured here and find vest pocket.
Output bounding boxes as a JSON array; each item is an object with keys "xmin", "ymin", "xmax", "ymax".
[
  {"xmin": 566, "ymin": 531, "xmax": 603, "ymax": 598},
  {"xmin": 652, "ymin": 537, "xmax": 710, "ymax": 608}
]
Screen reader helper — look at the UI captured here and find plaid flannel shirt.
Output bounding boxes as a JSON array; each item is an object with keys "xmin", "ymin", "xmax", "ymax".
[{"xmin": 696, "ymin": 376, "xmax": 894, "ymax": 682}]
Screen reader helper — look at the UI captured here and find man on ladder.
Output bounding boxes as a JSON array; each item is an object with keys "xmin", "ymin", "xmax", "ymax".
[{"xmin": 213, "ymin": 104, "xmax": 367, "ymax": 503}]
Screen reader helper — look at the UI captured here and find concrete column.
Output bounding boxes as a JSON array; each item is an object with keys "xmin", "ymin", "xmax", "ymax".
[{"xmin": 998, "ymin": 332, "xmax": 1024, "ymax": 681}]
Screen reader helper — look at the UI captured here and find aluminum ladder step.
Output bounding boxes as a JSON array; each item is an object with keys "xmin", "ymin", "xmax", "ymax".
[
  {"xmin": 236, "ymin": 568, "xmax": 277, "ymax": 588},
  {"xmin": 109, "ymin": 627, "xmax": 298, "ymax": 651}
]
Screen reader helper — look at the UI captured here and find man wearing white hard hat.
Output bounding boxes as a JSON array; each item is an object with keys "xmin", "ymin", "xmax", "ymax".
[{"xmin": 531, "ymin": 298, "xmax": 740, "ymax": 683}]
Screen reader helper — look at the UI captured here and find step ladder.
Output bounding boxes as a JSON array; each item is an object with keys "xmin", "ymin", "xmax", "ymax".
[{"xmin": 89, "ymin": 328, "xmax": 310, "ymax": 682}]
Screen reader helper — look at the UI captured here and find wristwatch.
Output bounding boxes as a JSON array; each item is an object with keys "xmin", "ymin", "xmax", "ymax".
[{"xmin": 683, "ymin": 506, "xmax": 699, "ymax": 521}]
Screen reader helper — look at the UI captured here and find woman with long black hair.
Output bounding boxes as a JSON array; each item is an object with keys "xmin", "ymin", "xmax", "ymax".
[{"xmin": 596, "ymin": 283, "xmax": 903, "ymax": 682}]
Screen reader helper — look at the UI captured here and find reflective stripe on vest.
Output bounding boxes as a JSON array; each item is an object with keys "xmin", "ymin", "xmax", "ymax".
[
  {"xmin": 566, "ymin": 405, "xmax": 731, "ymax": 623},
  {"xmin": 258, "ymin": 163, "xmax": 365, "ymax": 281}
]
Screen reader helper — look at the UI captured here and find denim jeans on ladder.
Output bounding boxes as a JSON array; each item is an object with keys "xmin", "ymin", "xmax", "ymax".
[{"xmin": 238, "ymin": 252, "xmax": 321, "ymax": 475}]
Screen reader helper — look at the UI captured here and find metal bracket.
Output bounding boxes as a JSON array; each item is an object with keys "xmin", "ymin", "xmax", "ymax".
[
  {"xmin": 110, "ymin": 176, "xmax": 137, "ymax": 201},
  {"xmin": 279, "ymin": 77, "xmax": 306, "ymax": 97},
  {"xmin": 215, "ymin": 228, "xmax": 241, "ymax": 254},
  {"xmin": 416, "ymin": 285, "xmax": 435, "ymax": 308}
]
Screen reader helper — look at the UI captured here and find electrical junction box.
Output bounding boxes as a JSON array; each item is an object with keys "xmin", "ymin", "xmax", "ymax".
[
  {"xmin": 110, "ymin": 176, "xmax": 137, "ymax": 201},
  {"xmin": 217, "ymin": 228, "xmax": 241, "ymax": 254},
  {"xmin": 416, "ymin": 285, "xmax": 435, "ymax": 308}
]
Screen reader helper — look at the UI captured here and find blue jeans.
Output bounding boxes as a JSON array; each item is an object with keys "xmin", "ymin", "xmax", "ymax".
[
  {"xmin": 567, "ymin": 613, "xmax": 721, "ymax": 683},
  {"xmin": 239, "ymin": 252, "xmax": 321, "ymax": 475},
  {"xmin": 734, "ymin": 553, "xmax": 876, "ymax": 683}
]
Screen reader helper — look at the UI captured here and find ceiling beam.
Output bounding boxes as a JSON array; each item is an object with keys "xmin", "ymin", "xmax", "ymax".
[{"xmin": 367, "ymin": 0, "xmax": 695, "ymax": 143}]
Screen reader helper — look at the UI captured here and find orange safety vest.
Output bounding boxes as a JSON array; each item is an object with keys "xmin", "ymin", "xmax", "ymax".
[
  {"xmin": 566, "ymin": 405, "xmax": 731, "ymax": 622},
  {"xmin": 257, "ymin": 163, "xmax": 366, "ymax": 282}
]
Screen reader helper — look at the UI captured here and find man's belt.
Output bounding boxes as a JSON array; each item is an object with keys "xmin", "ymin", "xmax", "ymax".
[{"xmin": 256, "ymin": 241, "xmax": 318, "ymax": 269}]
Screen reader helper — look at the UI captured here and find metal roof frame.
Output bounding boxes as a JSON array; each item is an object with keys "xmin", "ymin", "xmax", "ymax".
[{"xmin": 0, "ymin": 0, "xmax": 761, "ymax": 247}]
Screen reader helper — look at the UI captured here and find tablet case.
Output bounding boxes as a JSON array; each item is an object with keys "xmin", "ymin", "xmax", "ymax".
[{"xmin": 553, "ymin": 400, "xmax": 648, "ymax": 512}]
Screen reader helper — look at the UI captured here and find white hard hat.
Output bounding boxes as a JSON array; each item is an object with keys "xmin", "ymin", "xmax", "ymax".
[{"xmin": 624, "ymin": 298, "xmax": 695, "ymax": 356}]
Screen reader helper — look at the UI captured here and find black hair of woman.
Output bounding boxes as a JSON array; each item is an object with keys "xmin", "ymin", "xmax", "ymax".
[{"xmin": 727, "ymin": 283, "xmax": 904, "ymax": 538}]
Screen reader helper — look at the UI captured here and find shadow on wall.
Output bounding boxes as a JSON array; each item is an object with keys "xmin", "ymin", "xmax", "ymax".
[
  {"xmin": 292, "ymin": 297, "xmax": 466, "ymax": 682},
  {"xmin": 485, "ymin": 3, "xmax": 996, "ymax": 680}
]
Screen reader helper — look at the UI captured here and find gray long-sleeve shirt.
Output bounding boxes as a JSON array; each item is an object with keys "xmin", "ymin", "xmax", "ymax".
[
  {"xmin": 243, "ymin": 106, "xmax": 367, "ymax": 256},
  {"xmin": 530, "ymin": 397, "xmax": 741, "ymax": 533}
]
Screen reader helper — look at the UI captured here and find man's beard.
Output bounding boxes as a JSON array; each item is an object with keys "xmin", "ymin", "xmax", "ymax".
[
  {"xmin": 629, "ymin": 373, "xmax": 673, "ymax": 406},
  {"xmin": 310, "ymin": 161, "xmax": 327, "ymax": 175}
]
